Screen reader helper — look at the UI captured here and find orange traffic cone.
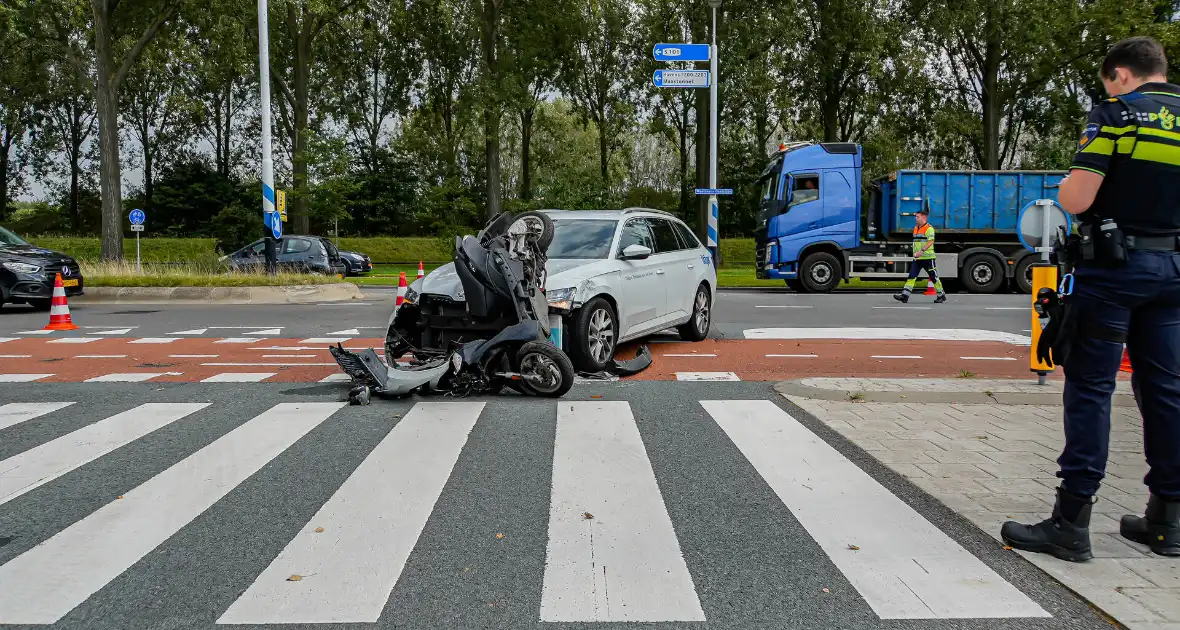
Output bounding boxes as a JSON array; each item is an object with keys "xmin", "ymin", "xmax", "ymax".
[
  {"xmin": 417, "ymin": 261, "xmax": 425, "ymax": 281},
  {"xmin": 924, "ymin": 280, "xmax": 936, "ymax": 295},
  {"xmin": 1120, "ymin": 349, "xmax": 1132, "ymax": 373},
  {"xmin": 43, "ymin": 273, "xmax": 78, "ymax": 331},
  {"xmin": 396, "ymin": 272, "xmax": 408, "ymax": 306}
]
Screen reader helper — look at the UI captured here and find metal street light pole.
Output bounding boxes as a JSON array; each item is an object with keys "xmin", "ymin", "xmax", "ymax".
[
  {"xmin": 257, "ymin": 0, "xmax": 278, "ymax": 274},
  {"xmin": 707, "ymin": 0, "xmax": 722, "ymax": 267}
]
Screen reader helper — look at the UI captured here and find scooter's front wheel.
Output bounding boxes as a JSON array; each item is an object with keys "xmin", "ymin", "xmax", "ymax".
[
  {"xmin": 508, "ymin": 211, "xmax": 555, "ymax": 251},
  {"xmin": 515, "ymin": 341, "xmax": 575, "ymax": 398}
]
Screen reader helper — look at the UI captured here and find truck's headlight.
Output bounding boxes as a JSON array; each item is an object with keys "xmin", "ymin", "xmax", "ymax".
[
  {"xmin": 546, "ymin": 287, "xmax": 575, "ymax": 311},
  {"xmin": 2, "ymin": 262, "xmax": 41, "ymax": 274}
]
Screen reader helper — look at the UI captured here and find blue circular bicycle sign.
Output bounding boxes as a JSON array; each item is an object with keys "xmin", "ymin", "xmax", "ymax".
[{"xmin": 129, "ymin": 209, "xmax": 146, "ymax": 226}]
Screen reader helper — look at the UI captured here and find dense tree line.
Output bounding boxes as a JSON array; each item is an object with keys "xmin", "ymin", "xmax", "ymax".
[{"xmin": 0, "ymin": 0, "xmax": 1177, "ymax": 257}]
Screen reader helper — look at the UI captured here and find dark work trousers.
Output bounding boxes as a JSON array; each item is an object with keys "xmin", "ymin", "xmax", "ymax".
[{"xmin": 1059, "ymin": 250, "xmax": 1180, "ymax": 500}]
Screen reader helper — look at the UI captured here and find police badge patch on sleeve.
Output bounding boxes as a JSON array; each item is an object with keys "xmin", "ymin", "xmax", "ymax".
[{"xmin": 1078, "ymin": 123, "xmax": 1099, "ymax": 149}]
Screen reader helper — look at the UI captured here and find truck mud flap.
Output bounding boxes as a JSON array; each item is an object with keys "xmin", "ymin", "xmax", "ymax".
[{"xmin": 329, "ymin": 344, "xmax": 389, "ymax": 391}]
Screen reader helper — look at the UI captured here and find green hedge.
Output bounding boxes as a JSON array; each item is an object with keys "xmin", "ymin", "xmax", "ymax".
[{"xmin": 27, "ymin": 236, "xmax": 759, "ymax": 265}]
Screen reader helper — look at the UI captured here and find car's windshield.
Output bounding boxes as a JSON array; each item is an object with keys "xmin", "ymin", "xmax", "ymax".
[
  {"xmin": 547, "ymin": 219, "xmax": 617, "ymax": 259},
  {"xmin": 0, "ymin": 226, "xmax": 30, "ymax": 247}
]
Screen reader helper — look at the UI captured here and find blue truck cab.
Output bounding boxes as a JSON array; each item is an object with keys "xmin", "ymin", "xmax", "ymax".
[{"xmin": 754, "ymin": 141, "xmax": 1065, "ymax": 294}]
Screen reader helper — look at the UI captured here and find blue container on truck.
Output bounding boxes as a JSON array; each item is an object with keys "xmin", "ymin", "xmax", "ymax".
[{"xmin": 753, "ymin": 142, "xmax": 1065, "ymax": 294}]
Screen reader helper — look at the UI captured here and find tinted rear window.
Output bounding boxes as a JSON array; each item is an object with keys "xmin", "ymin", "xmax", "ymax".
[
  {"xmin": 548, "ymin": 219, "xmax": 617, "ymax": 259},
  {"xmin": 649, "ymin": 219, "xmax": 681, "ymax": 253}
]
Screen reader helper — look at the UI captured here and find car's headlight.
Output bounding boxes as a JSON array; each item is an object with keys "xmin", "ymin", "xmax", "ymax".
[
  {"xmin": 546, "ymin": 287, "xmax": 575, "ymax": 311},
  {"xmin": 2, "ymin": 262, "xmax": 41, "ymax": 274}
]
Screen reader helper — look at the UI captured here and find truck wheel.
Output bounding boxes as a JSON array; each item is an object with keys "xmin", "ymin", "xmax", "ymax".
[
  {"xmin": 785, "ymin": 279, "xmax": 805, "ymax": 292},
  {"xmin": 961, "ymin": 255, "xmax": 1004, "ymax": 293},
  {"xmin": 1013, "ymin": 257, "xmax": 1035, "ymax": 294},
  {"xmin": 799, "ymin": 252, "xmax": 840, "ymax": 293}
]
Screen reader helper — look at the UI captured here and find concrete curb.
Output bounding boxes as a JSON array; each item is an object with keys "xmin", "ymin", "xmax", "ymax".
[
  {"xmin": 773, "ymin": 378, "xmax": 1139, "ymax": 408},
  {"xmin": 71, "ymin": 283, "xmax": 365, "ymax": 305}
]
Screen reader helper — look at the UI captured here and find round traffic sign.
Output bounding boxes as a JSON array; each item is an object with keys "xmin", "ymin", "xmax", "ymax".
[
  {"xmin": 129, "ymin": 209, "xmax": 146, "ymax": 226},
  {"xmin": 1017, "ymin": 199, "xmax": 1071, "ymax": 251}
]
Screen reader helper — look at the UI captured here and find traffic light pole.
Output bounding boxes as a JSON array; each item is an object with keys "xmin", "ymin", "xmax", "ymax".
[{"xmin": 257, "ymin": 0, "xmax": 278, "ymax": 275}]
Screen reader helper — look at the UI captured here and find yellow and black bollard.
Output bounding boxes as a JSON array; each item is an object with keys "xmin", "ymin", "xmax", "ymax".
[{"xmin": 1029, "ymin": 262, "xmax": 1059, "ymax": 384}]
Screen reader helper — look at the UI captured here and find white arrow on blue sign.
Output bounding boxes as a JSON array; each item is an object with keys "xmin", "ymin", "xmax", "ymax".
[
  {"xmin": 266, "ymin": 211, "xmax": 283, "ymax": 239},
  {"xmin": 695, "ymin": 188, "xmax": 734, "ymax": 195},
  {"xmin": 653, "ymin": 43, "xmax": 711, "ymax": 62},
  {"xmin": 128, "ymin": 208, "xmax": 146, "ymax": 225},
  {"xmin": 653, "ymin": 69, "xmax": 710, "ymax": 88}
]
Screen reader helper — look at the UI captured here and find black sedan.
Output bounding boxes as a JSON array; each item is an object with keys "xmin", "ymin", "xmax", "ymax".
[
  {"xmin": 338, "ymin": 250, "xmax": 373, "ymax": 276},
  {"xmin": 0, "ymin": 226, "xmax": 84, "ymax": 310}
]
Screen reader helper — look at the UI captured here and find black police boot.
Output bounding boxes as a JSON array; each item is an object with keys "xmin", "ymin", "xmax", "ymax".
[
  {"xmin": 893, "ymin": 292, "xmax": 909, "ymax": 303},
  {"xmin": 1001, "ymin": 486, "xmax": 1094, "ymax": 562},
  {"xmin": 1120, "ymin": 494, "xmax": 1180, "ymax": 557},
  {"xmin": 934, "ymin": 294, "xmax": 947, "ymax": 304}
]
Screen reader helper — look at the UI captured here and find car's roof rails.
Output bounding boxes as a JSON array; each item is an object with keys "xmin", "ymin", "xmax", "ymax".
[{"xmin": 622, "ymin": 207, "xmax": 675, "ymax": 217}]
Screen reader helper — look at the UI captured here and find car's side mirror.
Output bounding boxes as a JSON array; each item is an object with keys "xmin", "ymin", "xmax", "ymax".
[{"xmin": 621, "ymin": 244, "xmax": 652, "ymax": 260}]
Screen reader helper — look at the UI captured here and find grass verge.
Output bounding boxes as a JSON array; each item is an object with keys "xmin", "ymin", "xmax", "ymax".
[{"xmin": 81, "ymin": 261, "xmax": 345, "ymax": 288}]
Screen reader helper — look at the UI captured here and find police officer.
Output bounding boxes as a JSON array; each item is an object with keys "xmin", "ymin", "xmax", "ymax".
[{"xmin": 1002, "ymin": 36, "xmax": 1180, "ymax": 560}]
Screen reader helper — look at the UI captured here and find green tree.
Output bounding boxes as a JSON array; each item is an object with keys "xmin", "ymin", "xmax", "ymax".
[{"xmin": 122, "ymin": 29, "xmax": 189, "ymax": 214}]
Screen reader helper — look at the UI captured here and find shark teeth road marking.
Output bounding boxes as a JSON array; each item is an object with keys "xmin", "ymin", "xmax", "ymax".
[
  {"xmin": 300, "ymin": 338, "xmax": 352, "ymax": 344},
  {"xmin": 214, "ymin": 338, "xmax": 261, "ymax": 344},
  {"xmin": 0, "ymin": 374, "xmax": 54, "ymax": 382},
  {"xmin": 244, "ymin": 329, "xmax": 282, "ymax": 336},
  {"xmin": 169, "ymin": 329, "xmax": 208, "ymax": 335},
  {"xmin": 47, "ymin": 338, "xmax": 100, "ymax": 344},
  {"xmin": 200, "ymin": 373, "xmax": 278, "ymax": 383},
  {"xmin": 129, "ymin": 338, "xmax": 179, "ymax": 344},
  {"xmin": 83, "ymin": 373, "xmax": 183, "ymax": 383},
  {"xmin": 88, "ymin": 328, "xmax": 133, "ymax": 335}
]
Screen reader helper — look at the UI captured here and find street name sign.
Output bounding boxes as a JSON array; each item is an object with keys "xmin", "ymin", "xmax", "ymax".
[
  {"xmin": 653, "ymin": 70, "xmax": 710, "ymax": 88},
  {"xmin": 695, "ymin": 188, "xmax": 734, "ymax": 195},
  {"xmin": 653, "ymin": 43, "xmax": 711, "ymax": 62}
]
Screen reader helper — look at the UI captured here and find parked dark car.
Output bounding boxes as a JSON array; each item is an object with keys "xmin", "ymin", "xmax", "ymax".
[
  {"xmin": 0, "ymin": 226, "xmax": 84, "ymax": 310},
  {"xmin": 224, "ymin": 236, "xmax": 347, "ymax": 276},
  {"xmin": 338, "ymin": 250, "xmax": 373, "ymax": 276}
]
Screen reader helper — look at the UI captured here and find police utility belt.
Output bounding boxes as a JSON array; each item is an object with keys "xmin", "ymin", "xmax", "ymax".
[{"xmin": 1066, "ymin": 218, "xmax": 1180, "ymax": 268}]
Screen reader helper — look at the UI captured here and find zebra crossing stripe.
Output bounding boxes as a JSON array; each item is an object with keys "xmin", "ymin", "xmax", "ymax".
[
  {"xmin": 218, "ymin": 402, "xmax": 484, "ymax": 624},
  {"xmin": 540, "ymin": 401, "xmax": 705, "ymax": 622},
  {"xmin": 0, "ymin": 402, "xmax": 74, "ymax": 431},
  {"xmin": 0, "ymin": 403, "xmax": 209, "ymax": 508},
  {"xmin": 702, "ymin": 400, "xmax": 1049, "ymax": 619},
  {"xmin": 0, "ymin": 402, "xmax": 344, "ymax": 625}
]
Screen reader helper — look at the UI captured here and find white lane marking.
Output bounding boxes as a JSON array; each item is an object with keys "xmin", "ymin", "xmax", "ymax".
[
  {"xmin": 249, "ymin": 347, "xmax": 322, "ymax": 351},
  {"xmin": 318, "ymin": 374, "xmax": 351, "ymax": 383},
  {"xmin": 754, "ymin": 305, "xmax": 813, "ymax": 309},
  {"xmin": 0, "ymin": 403, "xmax": 74, "ymax": 431},
  {"xmin": 0, "ymin": 355, "xmax": 32, "ymax": 359},
  {"xmin": 664, "ymin": 353, "xmax": 717, "ymax": 357},
  {"xmin": 960, "ymin": 356, "xmax": 1018, "ymax": 361},
  {"xmin": 201, "ymin": 362, "xmax": 336, "ymax": 367},
  {"xmin": 986, "ymin": 307, "xmax": 1028, "ymax": 311},
  {"xmin": 84, "ymin": 373, "xmax": 179, "ymax": 383},
  {"xmin": 244, "ymin": 328, "xmax": 282, "ymax": 336},
  {"xmin": 262, "ymin": 355, "xmax": 318, "ymax": 359},
  {"xmin": 766, "ymin": 354, "xmax": 818, "ymax": 358},
  {"xmin": 702, "ymin": 400, "xmax": 1048, "ymax": 619},
  {"xmin": 218, "ymin": 402, "xmax": 483, "ymax": 625},
  {"xmin": 170, "ymin": 354, "xmax": 219, "ymax": 359},
  {"xmin": 873, "ymin": 306, "xmax": 932, "ymax": 310},
  {"xmin": 743, "ymin": 328, "xmax": 1032, "ymax": 346},
  {"xmin": 129, "ymin": 338, "xmax": 179, "ymax": 344},
  {"xmin": 872, "ymin": 355, "xmax": 922, "ymax": 359},
  {"xmin": 214, "ymin": 338, "xmax": 261, "ymax": 344},
  {"xmin": 169, "ymin": 329, "xmax": 208, "ymax": 335},
  {"xmin": 47, "ymin": 338, "xmax": 100, "ymax": 344},
  {"xmin": 300, "ymin": 337, "xmax": 352, "ymax": 344},
  {"xmin": 88, "ymin": 328, "xmax": 133, "ymax": 336},
  {"xmin": 201, "ymin": 373, "xmax": 278, "ymax": 383},
  {"xmin": 81, "ymin": 326, "xmax": 139, "ymax": 329},
  {"xmin": 75, "ymin": 355, "xmax": 127, "ymax": 359},
  {"xmin": 675, "ymin": 372, "xmax": 740, "ymax": 381},
  {"xmin": 327, "ymin": 328, "xmax": 361, "ymax": 336},
  {"xmin": 0, "ymin": 374, "xmax": 54, "ymax": 382},
  {"xmin": 16, "ymin": 330, "xmax": 54, "ymax": 335},
  {"xmin": 0, "ymin": 402, "xmax": 342, "ymax": 625},
  {"xmin": 540, "ymin": 402, "xmax": 704, "ymax": 622},
  {"xmin": 0, "ymin": 403, "xmax": 208, "ymax": 508},
  {"xmin": 0, "ymin": 337, "xmax": 17, "ymax": 343}
]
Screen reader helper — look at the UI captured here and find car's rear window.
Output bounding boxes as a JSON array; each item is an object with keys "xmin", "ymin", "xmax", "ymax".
[
  {"xmin": 0, "ymin": 226, "xmax": 29, "ymax": 247},
  {"xmin": 547, "ymin": 219, "xmax": 617, "ymax": 259}
]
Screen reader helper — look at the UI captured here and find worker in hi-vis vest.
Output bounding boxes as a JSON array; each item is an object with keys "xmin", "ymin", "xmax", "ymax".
[{"xmin": 894, "ymin": 206, "xmax": 946, "ymax": 303}]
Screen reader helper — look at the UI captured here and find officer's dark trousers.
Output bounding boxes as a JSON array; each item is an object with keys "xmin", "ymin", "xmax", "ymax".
[{"xmin": 1060, "ymin": 250, "xmax": 1180, "ymax": 500}]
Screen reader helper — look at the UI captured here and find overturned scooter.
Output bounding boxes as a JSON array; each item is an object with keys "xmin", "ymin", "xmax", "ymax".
[{"xmin": 330, "ymin": 211, "xmax": 576, "ymax": 404}]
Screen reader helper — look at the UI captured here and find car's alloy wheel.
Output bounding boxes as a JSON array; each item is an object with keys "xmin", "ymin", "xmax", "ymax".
[
  {"xmin": 677, "ymin": 284, "xmax": 711, "ymax": 341},
  {"xmin": 588, "ymin": 307, "xmax": 615, "ymax": 365},
  {"xmin": 570, "ymin": 297, "xmax": 617, "ymax": 373}
]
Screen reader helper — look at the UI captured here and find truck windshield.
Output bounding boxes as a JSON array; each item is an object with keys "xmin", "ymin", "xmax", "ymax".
[
  {"xmin": 547, "ymin": 219, "xmax": 617, "ymax": 259},
  {"xmin": 0, "ymin": 226, "xmax": 30, "ymax": 247}
]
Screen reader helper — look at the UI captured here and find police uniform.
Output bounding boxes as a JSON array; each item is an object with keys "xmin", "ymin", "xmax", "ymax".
[{"xmin": 1002, "ymin": 82, "xmax": 1180, "ymax": 560}]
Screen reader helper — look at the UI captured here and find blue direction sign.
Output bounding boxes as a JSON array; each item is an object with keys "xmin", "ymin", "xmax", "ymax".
[
  {"xmin": 128, "ymin": 208, "xmax": 146, "ymax": 226},
  {"xmin": 265, "ymin": 211, "xmax": 283, "ymax": 239},
  {"xmin": 653, "ymin": 43, "xmax": 711, "ymax": 62},
  {"xmin": 695, "ymin": 188, "xmax": 734, "ymax": 195},
  {"xmin": 653, "ymin": 69, "xmax": 710, "ymax": 88}
]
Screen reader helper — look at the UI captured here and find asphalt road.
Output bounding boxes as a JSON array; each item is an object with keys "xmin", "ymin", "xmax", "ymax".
[
  {"xmin": 0, "ymin": 288, "xmax": 1034, "ymax": 340},
  {"xmin": 0, "ymin": 380, "xmax": 1107, "ymax": 630}
]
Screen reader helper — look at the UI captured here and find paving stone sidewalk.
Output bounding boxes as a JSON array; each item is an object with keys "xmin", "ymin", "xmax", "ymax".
[{"xmin": 780, "ymin": 377, "xmax": 1179, "ymax": 630}]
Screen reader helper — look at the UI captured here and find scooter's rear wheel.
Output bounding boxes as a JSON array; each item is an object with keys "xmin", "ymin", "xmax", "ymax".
[
  {"xmin": 515, "ymin": 341, "xmax": 575, "ymax": 397},
  {"xmin": 508, "ymin": 211, "xmax": 554, "ymax": 251}
]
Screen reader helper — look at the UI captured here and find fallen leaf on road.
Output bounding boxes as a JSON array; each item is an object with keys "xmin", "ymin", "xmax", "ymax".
[
  {"xmin": 495, "ymin": 533, "xmax": 505, "ymax": 539},
  {"xmin": 117, "ymin": 495, "xmax": 125, "ymax": 500},
  {"xmin": 287, "ymin": 575, "xmax": 303, "ymax": 582},
  {"xmin": 583, "ymin": 512, "xmax": 594, "ymax": 520},
  {"xmin": 590, "ymin": 395, "xmax": 603, "ymax": 399},
  {"xmin": 974, "ymin": 435, "xmax": 989, "ymax": 440},
  {"xmin": 847, "ymin": 544, "xmax": 860, "ymax": 551},
  {"xmin": 315, "ymin": 527, "xmax": 325, "ymax": 533},
  {"xmin": 900, "ymin": 395, "xmax": 907, "ymax": 399},
  {"xmin": 1003, "ymin": 545, "xmax": 1013, "ymax": 551}
]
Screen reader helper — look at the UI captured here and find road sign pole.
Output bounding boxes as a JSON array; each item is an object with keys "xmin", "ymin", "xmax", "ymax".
[
  {"xmin": 136, "ymin": 231, "xmax": 141, "ymax": 274},
  {"xmin": 707, "ymin": 0, "xmax": 721, "ymax": 266},
  {"xmin": 257, "ymin": 0, "xmax": 278, "ymax": 275}
]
